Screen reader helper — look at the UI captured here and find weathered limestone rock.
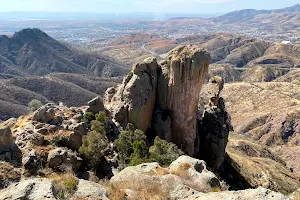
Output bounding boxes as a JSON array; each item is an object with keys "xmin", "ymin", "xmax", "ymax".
[
  {"xmin": 47, "ymin": 147, "xmax": 82, "ymax": 172},
  {"xmin": 183, "ymin": 187, "xmax": 287, "ymax": 200},
  {"xmin": 71, "ymin": 179, "xmax": 108, "ymax": 200},
  {"xmin": 0, "ymin": 126, "xmax": 13, "ymax": 153},
  {"xmin": 155, "ymin": 46, "xmax": 211, "ymax": 154},
  {"xmin": 110, "ymin": 155, "xmax": 221, "ymax": 199},
  {"xmin": 105, "ymin": 57, "xmax": 159, "ymax": 131},
  {"xmin": 32, "ymin": 103, "xmax": 56, "ymax": 123},
  {"xmin": 196, "ymin": 76, "xmax": 233, "ymax": 170},
  {"xmin": 86, "ymin": 96, "xmax": 105, "ymax": 114},
  {"xmin": 0, "ymin": 178, "xmax": 56, "ymax": 200},
  {"xmin": 22, "ymin": 149, "xmax": 38, "ymax": 174}
]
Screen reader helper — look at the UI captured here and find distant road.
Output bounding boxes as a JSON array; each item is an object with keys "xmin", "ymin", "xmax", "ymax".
[{"xmin": 142, "ymin": 44, "xmax": 156, "ymax": 55}]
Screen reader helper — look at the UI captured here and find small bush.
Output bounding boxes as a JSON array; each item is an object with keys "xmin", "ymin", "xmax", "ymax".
[
  {"xmin": 114, "ymin": 124, "xmax": 146, "ymax": 165},
  {"xmin": 129, "ymin": 140, "xmax": 155, "ymax": 166},
  {"xmin": 149, "ymin": 136, "xmax": 184, "ymax": 166},
  {"xmin": 52, "ymin": 173, "xmax": 78, "ymax": 200},
  {"xmin": 81, "ymin": 112, "xmax": 95, "ymax": 124},
  {"xmin": 79, "ymin": 129, "xmax": 108, "ymax": 171},
  {"xmin": 28, "ymin": 99, "xmax": 43, "ymax": 112}
]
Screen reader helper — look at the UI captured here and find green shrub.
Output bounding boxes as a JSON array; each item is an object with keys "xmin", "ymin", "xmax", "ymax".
[
  {"xmin": 95, "ymin": 112, "xmax": 108, "ymax": 132},
  {"xmin": 79, "ymin": 117, "xmax": 109, "ymax": 171},
  {"xmin": 114, "ymin": 124, "xmax": 146, "ymax": 165},
  {"xmin": 149, "ymin": 136, "xmax": 184, "ymax": 166},
  {"xmin": 129, "ymin": 140, "xmax": 155, "ymax": 166},
  {"xmin": 28, "ymin": 99, "xmax": 43, "ymax": 112},
  {"xmin": 81, "ymin": 112, "xmax": 95, "ymax": 124}
]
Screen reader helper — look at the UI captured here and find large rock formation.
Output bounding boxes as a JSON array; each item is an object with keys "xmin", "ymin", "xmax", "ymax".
[
  {"xmin": 105, "ymin": 45, "xmax": 211, "ymax": 155},
  {"xmin": 196, "ymin": 76, "xmax": 233, "ymax": 170},
  {"xmin": 155, "ymin": 46, "xmax": 211, "ymax": 154},
  {"xmin": 105, "ymin": 57, "xmax": 159, "ymax": 132}
]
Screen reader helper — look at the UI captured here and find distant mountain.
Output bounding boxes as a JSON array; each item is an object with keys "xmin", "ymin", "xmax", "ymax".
[
  {"xmin": 0, "ymin": 28, "xmax": 128, "ymax": 77},
  {"xmin": 214, "ymin": 4, "xmax": 300, "ymax": 23}
]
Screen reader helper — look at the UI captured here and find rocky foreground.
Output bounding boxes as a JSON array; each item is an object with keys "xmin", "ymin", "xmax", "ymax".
[{"xmin": 0, "ymin": 45, "xmax": 299, "ymax": 200}]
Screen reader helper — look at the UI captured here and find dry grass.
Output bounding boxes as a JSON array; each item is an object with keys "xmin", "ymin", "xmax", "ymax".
[
  {"xmin": 105, "ymin": 179, "xmax": 168, "ymax": 200},
  {"xmin": 50, "ymin": 172, "xmax": 78, "ymax": 199},
  {"xmin": 170, "ymin": 162, "xmax": 192, "ymax": 179},
  {"xmin": 0, "ymin": 162, "xmax": 22, "ymax": 188}
]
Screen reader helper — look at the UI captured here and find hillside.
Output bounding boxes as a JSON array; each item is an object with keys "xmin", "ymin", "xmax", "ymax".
[
  {"xmin": 213, "ymin": 4, "xmax": 300, "ymax": 24},
  {"xmin": 0, "ymin": 28, "xmax": 128, "ymax": 77},
  {"xmin": 0, "ymin": 73, "xmax": 120, "ymax": 121}
]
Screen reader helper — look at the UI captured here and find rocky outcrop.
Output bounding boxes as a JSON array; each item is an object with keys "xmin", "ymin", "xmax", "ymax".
[
  {"xmin": 196, "ymin": 76, "xmax": 233, "ymax": 170},
  {"xmin": 105, "ymin": 57, "xmax": 159, "ymax": 131},
  {"xmin": 110, "ymin": 155, "xmax": 221, "ymax": 199},
  {"xmin": 0, "ymin": 126, "xmax": 13, "ymax": 153},
  {"xmin": 86, "ymin": 96, "xmax": 105, "ymax": 114},
  {"xmin": 0, "ymin": 178, "xmax": 56, "ymax": 200},
  {"xmin": 71, "ymin": 179, "xmax": 108, "ymax": 200},
  {"xmin": 47, "ymin": 147, "xmax": 82, "ymax": 172},
  {"xmin": 183, "ymin": 187, "xmax": 287, "ymax": 200},
  {"xmin": 105, "ymin": 46, "xmax": 211, "ymax": 155},
  {"xmin": 32, "ymin": 104, "xmax": 56, "ymax": 123}
]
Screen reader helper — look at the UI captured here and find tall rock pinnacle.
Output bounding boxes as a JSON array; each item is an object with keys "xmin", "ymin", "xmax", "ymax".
[
  {"xmin": 104, "ymin": 45, "xmax": 211, "ymax": 155},
  {"xmin": 155, "ymin": 46, "xmax": 211, "ymax": 155}
]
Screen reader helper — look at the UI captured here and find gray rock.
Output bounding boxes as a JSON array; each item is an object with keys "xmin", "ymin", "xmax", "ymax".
[
  {"xmin": 47, "ymin": 147, "xmax": 68, "ymax": 168},
  {"xmin": 71, "ymin": 179, "xmax": 109, "ymax": 200},
  {"xmin": 197, "ymin": 76, "xmax": 233, "ymax": 170},
  {"xmin": 69, "ymin": 122, "xmax": 88, "ymax": 135},
  {"xmin": 22, "ymin": 150, "xmax": 38, "ymax": 174},
  {"xmin": 32, "ymin": 104, "xmax": 56, "ymax": 123},
  {"xmin": 86, "ymin": 96, "xmax": 105, "ymax": 114},
  {"xmin": 47, "ymin": 147, "xmax": 82, "ymax": 172},
  {"xmin": 16, "ymin": 131, "xmax": 44, "ymax": 146},
  {"xmin": 0, "ymin": 178, "xmax": 56, "ymax": 200},
  {"xmin": 182, "ymin": 187, "xmax": 287, "ymax": 200},
  {"xmin": 60, "ymin": 131, "xmax": 83, "ymax": 150},
  {"xmin": 0, "ymin": 126, "xmax": 13, "ymax": 153}
]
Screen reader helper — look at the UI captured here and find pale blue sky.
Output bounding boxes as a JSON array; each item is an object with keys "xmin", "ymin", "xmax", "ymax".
[{"xmin": 0, "ymin": 0, "xmax": 299, "ymax": 13}]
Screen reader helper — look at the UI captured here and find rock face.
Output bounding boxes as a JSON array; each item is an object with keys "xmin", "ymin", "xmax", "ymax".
[
  {"xmin": 86, "ymin": 96, "xmax": 105, "ymax": 114},
  {"xmin": 0, "ymin": 178, "xmax": 56, "ymax": 200},
  {"xmin": 197, "ymin": 76, "xmax": 233, "ymax": 170},
  {"xmin": 110, "ymin": 155, "xmax": 221, "ymax": 199},
  {"xmin": 0, "ymin": 126, "xmax": 13, "ymax": 153},
  {"xmin": 105, "ymin": 57, "xmax": 159, "ymax": 131},
  {"xmin": 32, "ymin": 104, "xmax": 56, "ymax": 123},
  {"xmin": 105, "ymin": 46, "xmax": 211, "ymax": 155},
  {"xmin": 183, "ymin": 187, "xmax": 287, "ymax": 200}
]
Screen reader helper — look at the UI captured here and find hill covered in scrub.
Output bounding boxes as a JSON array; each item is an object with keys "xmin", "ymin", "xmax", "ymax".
[{"xmin": 0, "ymin": 28, "xmax": 127, "ymax": 77}]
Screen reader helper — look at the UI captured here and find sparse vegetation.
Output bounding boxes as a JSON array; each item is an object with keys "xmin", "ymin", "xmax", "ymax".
[
  {"xmin": 81, "ymin": 112, "xmax": 95, "ymax": 124},
  {"xmin": 28, "ymin": 99, "xmax": 43, "ymax": 112},
  {"xmin": 52, "ymin": 173, "xmax": 78, "ymax": 200}
]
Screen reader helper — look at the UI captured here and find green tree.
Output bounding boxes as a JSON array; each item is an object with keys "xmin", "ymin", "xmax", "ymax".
[{"xmin": 114, "ymin": 124, "xmax": 146, "ymax": 165}]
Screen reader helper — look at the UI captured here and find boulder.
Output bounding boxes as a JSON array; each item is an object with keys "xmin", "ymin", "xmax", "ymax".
[
  {"xmin": 0, "ymin": 126, "xmax": 13, "ymax": 153},
  {"xmin": 22, "ymin": 150, "xmax": 38, "ymax": 174},
  {"xmin": 16, "ymin": 131, "xmax": 44, "ymax": 146},
  {"xmin": 47, "ymin": 147, "xmax": 68, "ymax": 168},
  {"xmin": 105, "ymin": 57, "xmax": 159, "ymax": 131},
  {"xmin": 0, "ymin": 178, "xmax": 56, "ymax": 200},
  {"xmin": 110, "ymin": 156, "xmax": 221, "ymax": 199},
  {"xmin": 182, "ymin": 187, "xmax": 287, "ymax": 200},
  {"xmin": 71, "ymin": 179, "xmax": 108, "ymax": 200},
  {"xmin": 32, "ymin": 104, "xmax": 56, "ymax": 123},
  {"xmin": 47, "ymin": 147, "xmax": 82, "ymax": 172},
  {"xmin": 60, "ymin": 131, "xmax": 84, "ymax": 150},
  {"xmin": 197, "ymin": 76, "xmax": 233, "ymax": 170},
  {"xmin": 86, "ymin": 96, "xmax": 105, "ymax": 114}
]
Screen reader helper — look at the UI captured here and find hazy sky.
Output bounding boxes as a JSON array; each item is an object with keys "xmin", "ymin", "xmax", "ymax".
[{"xmin": 0, "ymin": 0, "xmax": 299, "ymax": 13}]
